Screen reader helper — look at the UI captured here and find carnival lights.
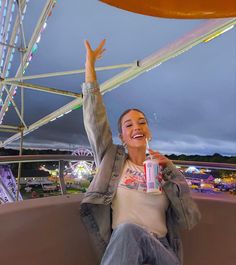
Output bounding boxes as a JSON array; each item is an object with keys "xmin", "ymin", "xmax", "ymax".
[{"xmin": 0, "ymin": 0, "xmax": 57, "ymax": 121}]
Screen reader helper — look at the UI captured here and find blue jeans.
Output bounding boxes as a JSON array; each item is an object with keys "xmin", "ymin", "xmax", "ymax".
[{"xmin": 101, "ymin": 223, "xmax": 180, "ymax": 265}]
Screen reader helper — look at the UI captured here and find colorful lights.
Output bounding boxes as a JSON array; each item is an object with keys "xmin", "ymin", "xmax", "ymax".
[
  {"xmin": 0, "ymin": 0, "xmax": 16, "ymax": 76},
  {"xmin": 21, "ymin": 2, "xmax": 57, "ymax": 75},
  {"xmin": 43, "ymin": 22, "xmax": 47, "ymax": 31},
  {"xmin": 49, "ymin": 109, "xmax": 72, "ymax": 123},
  {"xmin": 31, "ymin": 43, "xmax": 38, "ymax": 54},
  {"xmin": 72, "ymin": 105, "xmax": 82, "ymax": 111},
  {"xmin": 0, "ymin": 0, "xmax": 58, "ymax": 125}
]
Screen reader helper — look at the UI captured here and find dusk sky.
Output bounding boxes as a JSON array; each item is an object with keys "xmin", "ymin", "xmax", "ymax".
[{"xmin": 1, "ymin": 0, "xmax": 236, "ymax": 156}]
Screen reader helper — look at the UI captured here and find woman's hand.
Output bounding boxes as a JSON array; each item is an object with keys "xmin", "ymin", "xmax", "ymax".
[
  {"xmin": 84, "ymin": 39, "xmax": 106, "ymax": 83},
  {"xmin": 85, "ymin": 39, "xmax": 106, "ymax": 66},
  {"xmin": 148, "ymin": 149, "xmax": 172, "ymax": 169}
]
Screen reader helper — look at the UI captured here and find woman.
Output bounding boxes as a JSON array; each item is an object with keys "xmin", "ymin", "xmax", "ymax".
[{"xmin": 80, "ymin": 39, "xmax": 201, "ymax": 265}]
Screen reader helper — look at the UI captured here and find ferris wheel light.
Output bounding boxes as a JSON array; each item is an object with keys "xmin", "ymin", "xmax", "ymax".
[
  {"xmin": 10, "ymin": 54, "xmax": 14, "ymax": 62},
  {"xmin": 11, "ymin": 3, "xmax": 15, "ymax": 12},
  {"xmin": 13, "ymin": 88, "xmax": 17, "ymax": 96},
  {"xmin": 204, "ymin": 25, "xmax": 234, "ymax": 43},
  {"xmin": 23, "ymin": 4, "xmax": 28, "ymax": 14},
  {"xmin": 65, "ymin": 110, "xmax": 72, "ymax": 115},
  {"xmin": 57, "ymin": 113, "xmax": 64, "ymax": 118},
  {"xmin": 43, "ymin": 22, "xmax": 47, "ymax": 30},
  {"xmin": 28, "ymin": 54, "xmax": 33, "ymax": 62},
  {"xmin": 36, "ymin": 35, "xmax": 41, "ymax": 43},
  {"xmin": 32, "ymin": 43, "xmax": 38, "ymax": 54},
  {"xmin": 14, "ymin": 35, "xmax": 18, "ymax": 45},
  {"xmin": 24, "ymin": 61, "xmax": 29, "ymax": 69}
]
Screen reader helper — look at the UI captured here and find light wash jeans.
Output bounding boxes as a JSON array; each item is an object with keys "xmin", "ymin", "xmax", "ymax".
[{"xmin": 101, "ymin": 223, "xmax": 180, "ymax": 265}]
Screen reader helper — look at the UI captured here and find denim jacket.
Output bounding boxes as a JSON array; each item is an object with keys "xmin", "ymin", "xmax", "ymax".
[{"xmin": 80, "ymin": 82, "xmax": 201, "ymax": 264}]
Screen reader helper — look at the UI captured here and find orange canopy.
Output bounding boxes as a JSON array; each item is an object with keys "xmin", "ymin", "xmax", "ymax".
[{"xmin": 100, "ymin": 0, "xmax": 236, "ymax": 18}]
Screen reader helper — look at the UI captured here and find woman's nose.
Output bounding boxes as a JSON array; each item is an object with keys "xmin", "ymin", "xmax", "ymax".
[{"xmin": 133, "ymin": 124, "xmax": 141, "ymax": 130}]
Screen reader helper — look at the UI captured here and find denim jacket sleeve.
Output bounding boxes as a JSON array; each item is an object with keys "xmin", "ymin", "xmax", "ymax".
[
  {"xmin": 82, "ymin": 82, "xmax": 113, "ymax": 166},
  {"xmin": 162, "ymin": 163, "xmax": 201, "ymax": 230}
]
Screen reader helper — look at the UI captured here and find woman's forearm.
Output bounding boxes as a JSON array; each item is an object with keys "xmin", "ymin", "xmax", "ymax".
[{"xmin": 85, "ymin": 61, "xmax": 97, "ymax": 83}]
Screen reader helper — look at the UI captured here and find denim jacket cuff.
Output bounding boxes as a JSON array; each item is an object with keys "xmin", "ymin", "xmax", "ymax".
[
  {"xmin": 162, "ymin": 163, "xmax": 176, "ymax": 181},
  {"xmin": 82, "ymin": 81, "xmax": 100, "ymax": 94}
]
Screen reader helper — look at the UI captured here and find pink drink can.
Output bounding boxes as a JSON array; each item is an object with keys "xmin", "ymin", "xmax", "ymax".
[{"xmin": 144, "ymin": 158, "xmax": 162, "ymax": 194}]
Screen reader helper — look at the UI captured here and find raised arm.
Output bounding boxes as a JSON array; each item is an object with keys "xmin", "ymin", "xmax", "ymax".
[
  {"xmin": 82, "ymin": 39, "xmax": 113, "ymax": 166},
  {"xmin": 84, "ymin": 39, "xmax": 106, "ymax": 83}
]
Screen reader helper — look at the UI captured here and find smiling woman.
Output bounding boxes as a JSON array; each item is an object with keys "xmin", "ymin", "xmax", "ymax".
[
  {"xmin": 118, "ymin": 109, "xmax": 151, "ymax": 157},
  {"xmin": 118, "ymin": 108, "xmax": 148, "ymax": 132},
  {"xmin": 80, "ymin": 39, "xmax": 201, "ymax": 265}
]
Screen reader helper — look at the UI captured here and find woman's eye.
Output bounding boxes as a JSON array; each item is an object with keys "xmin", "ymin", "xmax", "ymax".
[
  {"xmin": 139, "ymin": 121, "xmax": 146, "ymax": 125},
  {"xmin": 126, "ymin": 124, "xmax": 132, "ymax": 127}
]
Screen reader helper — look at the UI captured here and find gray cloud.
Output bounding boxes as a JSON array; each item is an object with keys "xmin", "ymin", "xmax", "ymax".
[{"xmin": 1, "ymin": 1, "xmax": 235, "ymax": 156}]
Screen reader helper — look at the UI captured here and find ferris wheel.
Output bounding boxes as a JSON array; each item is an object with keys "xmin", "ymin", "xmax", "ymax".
[
  {"xmin": 68, "ymin": 147, "xmax": 95, "ymax": 179},
  {"xmin": 73, "ymin": 147, "xmax": 94, "ymax": 157}
]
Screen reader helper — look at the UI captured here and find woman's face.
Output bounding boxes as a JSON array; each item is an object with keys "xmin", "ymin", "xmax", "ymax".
[{"xmin": 120, "ymin": 110, "xmax": 151, "ymax": 148}]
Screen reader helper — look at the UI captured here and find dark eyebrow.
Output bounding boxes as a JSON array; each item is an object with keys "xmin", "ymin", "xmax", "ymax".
[
  {"xmin": 123, "ymin": 117, "xmax": 146, "ymax": 125},
  {"xmin": 123, "ymin": 119, "xmax": 132, "ymax": 125}
]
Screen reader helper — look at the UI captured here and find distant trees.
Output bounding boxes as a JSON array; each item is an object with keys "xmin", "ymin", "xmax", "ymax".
[{"xmin": 167, "ymin": 153, "xmax": 236, "ymax": 164}]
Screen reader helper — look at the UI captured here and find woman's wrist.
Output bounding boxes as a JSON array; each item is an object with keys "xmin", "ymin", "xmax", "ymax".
[
  {"xmin": 85, "ymin": 58, "xmax": 95, "ymax": 67},
  {"xmin": 85, "ymin": 61, "xmax": 96, "ymax": 82}
]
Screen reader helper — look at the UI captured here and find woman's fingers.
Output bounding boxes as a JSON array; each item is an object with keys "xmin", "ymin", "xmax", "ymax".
[
  {"xmin": 100, "ymin": 48, "xmax": 106, "ymax": 55},
  {"xmin": 85, "ymin": 39, "xmax": 106, "ymax": 63},
  {"xmin": 148, "ymin": 149, "xmax": 171, "ymax": 167},
  {"xmin": 148, "ymin": 149, "xmax": 161, "ymax": 157},
  {"xmin": 96, "ymin": 48, "xmax": 106, "ymax": 59},
  {"xmin": 96, "ymin": 39, "xmax": 106, "ymax": 53},
  {"xmin": 95, "ymin": 44, "xmax": 106, "ymax": 59},
  {"xmin": 84, "ymin": 40, "xmax": 92, "ymax": 51}
]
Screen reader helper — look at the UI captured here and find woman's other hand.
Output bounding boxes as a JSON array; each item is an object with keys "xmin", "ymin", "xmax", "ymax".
[{"xmin": 148, "ymin": 149, "xmax": 172, "ymax": 169}]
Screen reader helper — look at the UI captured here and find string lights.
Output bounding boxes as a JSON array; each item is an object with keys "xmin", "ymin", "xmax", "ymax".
[{"xmin": 0, "ymin": 0, "xmax": 57, "ymax": 122}]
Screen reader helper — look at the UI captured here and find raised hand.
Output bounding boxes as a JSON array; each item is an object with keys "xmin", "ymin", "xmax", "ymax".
[
  {"xmin": 84, "ymin": 39, "xmax": 106, "ymax": 83},
  {"xmin": 85, "ymin": 39, "xmax": 106, "ymax": 66}
]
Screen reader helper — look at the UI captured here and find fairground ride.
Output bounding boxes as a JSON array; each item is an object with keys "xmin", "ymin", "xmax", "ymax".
[{"xmin": 0, "ymin": 1, "xmax": 235, "ymax": 199}]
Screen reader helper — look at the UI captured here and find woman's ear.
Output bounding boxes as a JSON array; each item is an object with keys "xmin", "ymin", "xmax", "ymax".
[
  {"xmin": 147, "ymin": 132, "xmax": 152, "ymax": 142},
  {"xmin": 119, "ymin": 133, "xmax": 127, "ymax": 147}
]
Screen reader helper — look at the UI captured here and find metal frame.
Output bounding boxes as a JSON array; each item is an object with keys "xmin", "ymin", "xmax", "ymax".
[
  {"xmin": 0, "ymin": 0, "xmax": 55, "ymax": 122},
  {"xmin": 0, "ymin": 154, "xmax": 235, "ymax": 170}
]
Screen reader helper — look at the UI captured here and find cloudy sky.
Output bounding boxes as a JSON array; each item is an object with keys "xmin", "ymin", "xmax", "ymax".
[{"xmin": 1, "ymin": 0, "xmax": 236, "ymax": 156}]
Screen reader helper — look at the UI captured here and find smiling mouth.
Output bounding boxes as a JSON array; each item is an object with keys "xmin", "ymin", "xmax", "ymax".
[{"xmin": 132, "ymin": 134, "xmax": 144, "ymax": 139}]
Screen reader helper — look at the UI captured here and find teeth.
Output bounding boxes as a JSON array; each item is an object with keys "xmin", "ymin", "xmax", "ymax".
[{"xmin": 133, "ymin": 134, "xmax": 144, "ymax": 139}]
